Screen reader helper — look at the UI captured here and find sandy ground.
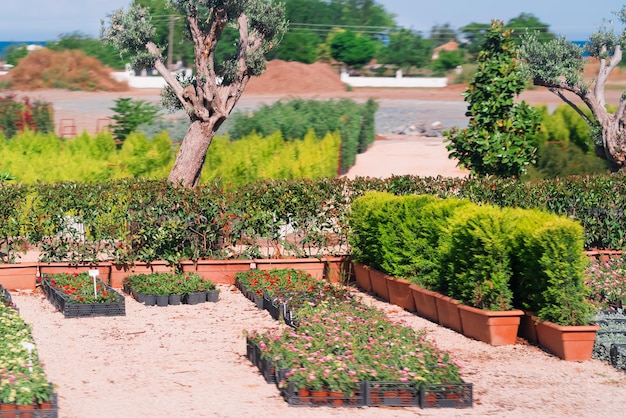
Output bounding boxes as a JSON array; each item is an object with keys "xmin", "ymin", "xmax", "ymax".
[
  {"xmin": 5, "ymin": 79, "xmax": 626, "ymax": 417},
  {"xmin": 9, "ymin": 285, "xmax": 626, "ymax": 418}
]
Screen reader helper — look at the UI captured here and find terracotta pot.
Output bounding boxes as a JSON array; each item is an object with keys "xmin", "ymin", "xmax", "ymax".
[
  {"xmin": 536, "ymin": 320, "xmax": 600, "ymax": 361},
  {"xmin": 0, "ymin": 403, "xmax": 16, "ymax": 418},
  {"xmin": 297, "ymin": 388, "xmax": 311, "ymax": 403},
  {"xmin": 328, "ymin": 391, "xmax": 344, "ymax": 406},
  {"xmin": 409, "ymin": 284, "xmax": 439, "ymax": 323},
  {"xmin": 0, "ymin": 263, "xmax": 38, "ymax": 290},
  {"xmin": 38, "ymin": 400, "xmax": 53, "ymax": 410},
  {"xmin": 458, "ymin": 304, "xmax": 523, "ymax": 346},
  {"xmin": 310, "ymin": 389, "xmax": 328, "ymax": 405},
  {"xmin": 434, "ymin": 293, "xmax": 463, "ymax": 332},
  {"xmin": 399, "ymin": 389, "xmax": 414, "ymax": 405},
  {"xmin": 254, "ymin": 258, "xmax": 325, "ymax": 280},
  {"xmin": 180, "ymin": 259, "xmax": 252, "ymax": 285},
  {"xmin": 352, "ymin": 263, "xmax": 372, "ymax": 293},
  {"xmin": 16, "ymin": 404, "xmax": 35, "ymax": 418},
  {"xmin": 322, "ymin": 256, "xmax": 351, "ymax": 284},
  {"xmin": 110, "ymin": 261, "xmax": 171, "ymax": 288},
  {"xmin": 368, "ymin": 389, "xmax": 382, "ymax": 405},
  {"xmin": 386, "ymin": 277, "xmax": 416, "ymax": 312},
  {"xmin": 517, "ymin": 311, "xmax": 539, "ymax": 344},
  {"xmin": 369, "ymin": 267, "xmax": 390, "ymax": 301}
]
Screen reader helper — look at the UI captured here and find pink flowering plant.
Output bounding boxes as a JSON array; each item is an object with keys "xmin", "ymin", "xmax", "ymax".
[
  {"xmin": 0, "ymin": 303, "xmax": 54, "ymax": 405},
  {"xmin": 585, "ymin": 257, "xmax": 626, "ymax": 311},
  {"xmin": 246, "ymin": 295, "xmax": 463, "ymax": 396}
]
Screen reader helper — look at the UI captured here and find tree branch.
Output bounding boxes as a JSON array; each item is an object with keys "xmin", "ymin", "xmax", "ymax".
[
  {"xmin": 548, "ymin": 87, "xmax": 593, "ymax": 125},
  {"xmin": 216, "ymin": 13, "xmax": 255, "ymax": 116},
  {"xmin": 595, "ymin": 45, "xmax": 622, "ymax": 107},
  {"xmin": 146, "ymin": 42, "xmax": 187, "ymax": 108},
  {"xmin": 534, "ymin": 78, "xmax": 609, "ymax": 127}
]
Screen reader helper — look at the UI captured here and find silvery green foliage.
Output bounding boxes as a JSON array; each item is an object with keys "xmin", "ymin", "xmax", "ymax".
[
  {"xmin": 586, "ymin": 26, "xmax": 621, "ymax": 59},
  {"xmin": 161, "ymin": 72, "xmax": 195, "ymax": 113},
  {"xmin": 101, "ymin": 6, "xmax": 157, "ymax": 66},
  {"xmin": 519, "ymin": 34, "xmax": 586, "ymax": 90},
  {"xmin": 592, "ymin": 310, "xmax": 626, "ymax": 368}
]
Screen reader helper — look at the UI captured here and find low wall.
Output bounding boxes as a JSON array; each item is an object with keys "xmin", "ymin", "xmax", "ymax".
[
  {"xmin": 109, "ymin": 70, "xmax": 449, "ymax": 89},
  {"xmin": 110, "ymin": 71, "xmax": 169, "ymax": 89},
  {"xmin": 340, "ymin": 72, "xmax": 447, "ymax": 88}
]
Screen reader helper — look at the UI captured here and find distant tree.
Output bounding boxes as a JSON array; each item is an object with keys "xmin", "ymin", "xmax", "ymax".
[
  {"xmin": 506, "ymin": 13, "xmax": 554, "ymax": 44},
  {"xmin": 445, "ymin": 21, "xmax": 541, "ymax": 177},
  {"xmin": 330, "ymin": 29, "xmax": 378, "ymax": 68},
  {"xmin": 47, "ymin": 32, "xmax": 126, "ymax": 69},
  {"xmin": 459, "ymin": 22, "xmax": 490, "ymax": 57},
  {"xmin": 520, "ymin": 6, "xmax": 626, "ymax": 172},
  {"xmin": 329, "ymin": 0, "xmax": 394, "ymax": 28},
  {"xmin": 275, "ymin": 0, "xmax": 394, "ymax": 63},
  {"xmin": 460, "ymin": 13, "xmax": 554, "ymax": 60},
  {"xmin": 102, "ymin": 1, "xmax": 287, "ymax": 187},
  {"xmin": 430, "ymin": 23, "xmax": 457, "ymax": 47},
  {"xmin": 431, "ymin": 49, "xmax": 464, "ymax": 75},
  {"xmin": 132, "ymin": 0, "xmax": 195, "ymax": 67},
  {"xmin": 268, "ymin": 29, "xmax": 319, "ymax": 63},
  {"xmin": 377, "ymin": 28, "xmax": 432, "ymax": 72},
  {"xmin": 5, "ymin": 45, "xmax": 28, "ymax": 66}
]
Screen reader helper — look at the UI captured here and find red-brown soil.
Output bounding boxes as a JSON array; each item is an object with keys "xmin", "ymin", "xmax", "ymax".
[{"xmin": 1, "ymin": 49, "xmax": 128, "ymax": 92}]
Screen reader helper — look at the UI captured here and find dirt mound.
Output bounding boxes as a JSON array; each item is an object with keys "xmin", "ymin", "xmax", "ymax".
[
  {"xmin": 245, "ymin": 59, "xmax": 347, "ymax": 95},
  {"xmin": 0, "ymin": 49, "xmax": 129, "ymax": 92}
]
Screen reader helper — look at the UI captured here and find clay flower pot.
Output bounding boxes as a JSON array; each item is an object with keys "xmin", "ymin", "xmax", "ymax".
[
  {"xmin": 434, "ymin": 293, "xmax": 463, "ymax": 332},
  {"xmin": 410, "ymin": 284, "xmax": 439, "ymax": 323},
  {"xmin": 536, "ymin": 320, "xmax": 600, "ymax": 361},
  {"xmin": 368, "ymin": 267, "xmax": 390, "ymax": 302},
  {"xmin": 352, "ymin": 263, "xmax": 372, "ymax": 293},
  {"xmin": 458, "ymin": 304, "xmax": 523, "ymax": 346},
  {"xmin": 386, "ymin": 277, "xmax": 416, "ymax": 312}
]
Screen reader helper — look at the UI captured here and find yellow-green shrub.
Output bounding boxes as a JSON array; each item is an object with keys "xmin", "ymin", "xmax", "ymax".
[{"xmin": 201, "ymin": 130, "xmax": 340, "ymax": 186}]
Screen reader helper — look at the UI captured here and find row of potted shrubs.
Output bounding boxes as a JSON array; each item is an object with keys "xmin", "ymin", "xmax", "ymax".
[{"xmin": 348, "ymin": 192, "xmax": 594, "ymax": 327}]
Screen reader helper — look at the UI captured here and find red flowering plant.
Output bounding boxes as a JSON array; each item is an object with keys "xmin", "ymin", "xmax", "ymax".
[
  {"xmin": 45, "ymin": 272, "xmax": 120, "ymax": 304},
  {"xmin": 0, "ymin": 94, "xmax": 54, "ymax": 138},
  {"xmin": 124, "ymin": 272, "xmax": 216, "ymax": 296},
  {"xmin": 235, "ymin": 268, "xmax": 318, "ymax": 298}
]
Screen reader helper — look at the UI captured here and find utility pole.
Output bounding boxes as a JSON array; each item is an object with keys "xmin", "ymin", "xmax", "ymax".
[{"xmin": 167, "ymin": 15, "xmax": 174, "ymax": 71}]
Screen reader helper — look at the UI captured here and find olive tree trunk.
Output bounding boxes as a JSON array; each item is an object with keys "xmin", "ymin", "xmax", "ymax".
[{"xmin": 167, "ymin": 118, "xmax": 222, "ymax": 187}]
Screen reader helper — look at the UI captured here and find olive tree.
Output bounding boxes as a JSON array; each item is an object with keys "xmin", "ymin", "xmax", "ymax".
[
  {"xmin": 520, "ymin": 6, "xmax": 626, "ymax": 172},
  {"xmin": 101, "ymin": 1, "xmax": 287, "ymax": 187}
]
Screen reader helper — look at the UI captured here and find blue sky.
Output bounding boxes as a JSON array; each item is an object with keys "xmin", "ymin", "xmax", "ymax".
[{"xmin": 1, "ymin": 0, "xmax": 624, "ymax": 41}]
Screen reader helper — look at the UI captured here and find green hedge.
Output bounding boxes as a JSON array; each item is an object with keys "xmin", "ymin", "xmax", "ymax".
[
  {"xmin": 3, "ymin": 174, "xmax": 626, "ymax": 268},
  {"xmin": 348, "ymin": 192, "xmax": 594, "ymax": 325},
  {"xmin": 228, "ymin": 98, "xmax": 378, "ymax": 172}
]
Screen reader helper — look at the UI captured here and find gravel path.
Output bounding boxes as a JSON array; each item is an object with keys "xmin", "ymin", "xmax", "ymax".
[{"xmin": 19, "ymin": 88, "xmax": 469, "ymax": 137}]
